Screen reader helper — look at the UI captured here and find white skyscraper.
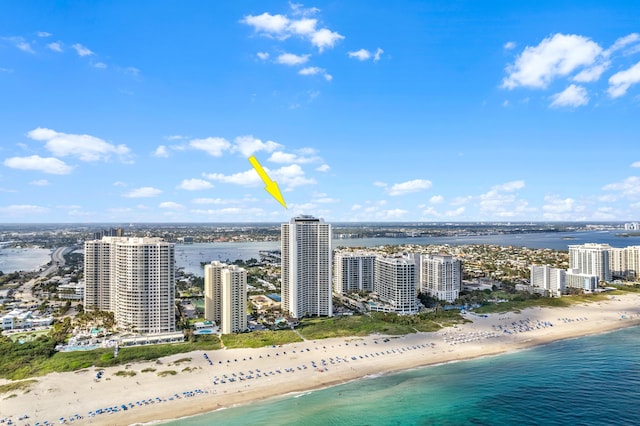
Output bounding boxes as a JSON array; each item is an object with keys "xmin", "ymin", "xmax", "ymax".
[
  {"xmin": 374, "ymin": 256, "xmax": 419, "ymax": 315},
  {"xmin": 568, "ymin": 243, "xmax": 611, "ymax": 282},
  {"xmin": 84, "ymin": 237, "xmax": 176, "ymax": 334},
  {"xmin": 281, "ymin": 215, "xmax": 332, "ymax": 318},
  {"xmin": 609, "ymin": 246, "xmax": 640, "ymax": 280},
  {"xmin": 421, "ymin": 254, "xmax": 462, "ymax": 303},
  {"xmin": 204, "ymin": 261, "xmax": 247, "ymax": 334},
  {"xmin": 333, "ymin": 250, "xmax": 376, "ymax": 294}
]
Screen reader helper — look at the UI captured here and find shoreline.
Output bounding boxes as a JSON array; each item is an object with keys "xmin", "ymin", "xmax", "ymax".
[{"xmin": 2, "ymin": 293, "xmax": 639, "ymax": 425}]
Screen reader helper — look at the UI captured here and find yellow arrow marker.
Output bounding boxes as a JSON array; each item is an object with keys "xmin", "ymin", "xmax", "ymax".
[{"xmin": 248, "ymin": 155, "xmax": 287, "ymax": 209}]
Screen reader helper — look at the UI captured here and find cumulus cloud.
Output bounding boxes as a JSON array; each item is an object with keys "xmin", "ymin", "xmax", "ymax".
[
  {"xmin": 177, "ymin": 178, "xmax": 214, "ymax": 191},
  {"xmin": 542, "ymin": 195, "xmax": 584, "ymax": 220},
  {"xmin": 123, "ymin": 187, "xmax": 162, "ymax": 198},
  {"xmin": 47, "ymin": 42, "xmax": 63, "ymax": 52},
  {"xmin": 504, "ymin": 41, "xmax": 516, "ymax": 50},
  {"xmin": 37, "ymin": 31, "xmax": 52, "ymax": 38},
  {"xmin": 603, "ymin": 176, "xmax": 640, "ymax": 198},
  {"xmin": 204, "ymin": 169, "xmax": 263, "ymax": 187},
  {"xmin": 632, "ymin": 161, "xmax": 640, "ymax": 168},
  {"xmin": 153, "ymin": 145, "xmax": 169, "ymax": 158},
  {"xmin": 277, "ymin": 53, "xmax": 310, "ymax": 65},
  {"xmin": 550, "ymin": 84, "xmax": 589, "ymax": 108},
  {"xmin": 27, "ymin": 127, "xmax": 132, "ymax": 162},
  {"xmin": 189, "ymin": 137, "xmax": 231, "ymax": 157},
  {"xmin": 257, "ymin": 52, "xmax": 270, "ymax": 60},
  {"xmin": 29, "ymin": 179, "xmax": 50, "ymax": 186},
  {"xmin": 241, "ymin": 7, "xmax": 344, "ymax": 52},
  {"xmin": 72, "ymin": 43, "xmax": 93, "ymax": 56},
  {"xmin": 316, "ymin": 164, "xmax": 330, "ymax": 172},
  {"xmin": 348, "ymin": 47, "xmax": 384, "ymax": 62},
  {"xmin": 3, "ymin": 155, "xmax": 74, "ymax": 175},
  {"xmin": 298, "ymin": 66, "xmax": 332, "ymax": 81},
  {"xmin": 387, "ymin": 179, "xmax": 432, "ymax": 196},
  {"xmin": 232, "ymin": 135, "xmax": 282, "ymax": 157},
  {"xmin": 429, "ymin": 195, "xmax": 444, "ymax": 204},
  {"xmin": 268, "ymin": 150, "xmax": 319, "ymax": 164},
  {"xmin": 502, "ymin": 34, "xmax": 602, "ymax": 89},
  {"xmin": 205, "ymin": 164, "xmax": 315, "ymax": 190},
  {"xmin": 608, "ymin": 62, "xmax": 640, "ymax": 98}
]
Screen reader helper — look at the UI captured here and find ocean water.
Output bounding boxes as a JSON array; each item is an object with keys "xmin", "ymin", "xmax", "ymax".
[
  {"xmin": 176, "ymin": 230, "xmax": 640, "ymax": 276},
  {"xmin": 165, "ymin": 326, "xmax": 640, "ymax": 425}
]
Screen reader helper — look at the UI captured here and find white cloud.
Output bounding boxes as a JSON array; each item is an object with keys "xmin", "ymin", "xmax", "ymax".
[
  {"xmin": 123, "ymin": 187, "xmax": 162, "ymax": 198},
  {"xmin": 451, "ymin": 196, "xmax": 473, "ymax": 206},
  {"xmin": 113, "ymin": 181, "xmax": 127, "ymax": 187},
  {"xmin": 189, "ymin": 137, "xmax": 231, "ymax": 157},
  {"xmin": 573, "ymin": 61, "xmax": 609, "ymax": 83},
  {"xmin": 310, "ymin": 28, "xmax": 344, "ymax": 52},
  {"xmin": 241, "ymin": 12, "xmax": 290, "ymax": 35},
  {"xmin": 37, "ymin": 31, "xmax": 52, "ymax": 37},
  {"xmin": 348, "ymin": 49, "xmax": 371, "ymax": 61},
  {"xmin": 233, "ymin": 135, "xmax": 282, "ymax": 157},
  {"xmin": 542, "ymin": 195, "xmax": 583, "ymax": 220},
  {"xmin": 277, "ymin": 53, "xmax": 310, "ymax": 65},
  {"xmin": 204, "ymin": 169, "xmax": 263, "ymax": 187},
  {"xmin": 27, "ymin": 127, "xmax": 132, "ymax": 162},
  {"xmin": 165, "ymin": 135, "xmax": 189, "ymax": 141},
  {"xmin": 632, "ymin": 161, "xmax": 640, "ymax": 168},
  {"xmin": 429, "ymin": 195, "xmax": 444, "ymax": 204},
  {"xmin": 191, "ymin": 198, "xmax": 232, "ymax": 205},
  {"xmin": 272, "ymin": 164, "xmax": 316, "ymax": 189},
  {"xmin": 241, "ymin": 9, "xmax": 343, "ymax": 52},
  {"xmin": 603, "ymin": 176, "xmax": 640, "ymax": 198},
  {"xmin": 3, "ymin": 155, "xmax": 74, "ymax": 175},
  {"xmin": 445, "ymin": 207, "xmax": 465, "ymax": 217},
  {"xmin": 29, "ymin": 179, "xmax": 50, "ymax": 186},
  {"xmin": 348, "ymin": 47, "xmax": 384, "ymax": 62},
  {"xmin": 1, "ymin": 36, "xmax": 35, "ymax": 53},
  {"xmin": 608, "ymin": 62, "xmax": 640, "ymax": 98},
  {"xmin": 298, "ymin": 66, "xmax": 332, "ymax": 81},
  {"xmin": 607, "ymin": 33, "xmax": 640, "ymax": 55},
  {"xmin": 316, "ymin": 164, "xmax": 330, "ymax": 172},
  {"xmin": 0, "ymin": 204, "xmax": 49, "ymax": 216},
  {"xmin": 268, "ymin": 150, "xmax": 319, "ymax": 164},
  {"xmin": 504, "ymin": 41, "xmax": 516, "ymax": 50},
  {"xmin": 257, "ymin": 52, "xmax": 270, "ymax": 60},
  {"xmin": 550, "ymin": 84, "xmax": 589, "ymax": 108},
  {"xmin": 492, "ymin": 180, "xmax": 525, "ymax": 191},
  {"xmin": 47, "ymin": 42, "xmax": 63, "ymax": 52},
  {"xmin": 159, "ymin": 201, "xmax": 184, "ymax": 210},
  {"xmin": 502, "ymin": 33, "xmax": 602, "ymax": 89},
  {"xmin": 153, "ymin": 145, "xmax": 169, "ymax": 158},
  {"xmin": 93, "ymin": 62, "xmax": 107, "ymax": 69},
  {"xmin": 177, "ymin": 178, "xmax": 214, "ymax": 191},
  {"xmin": 72, "ymin": 43, "xmax": 94, "ymax": 56},
  {"xmin": 387, "ymin": 179, "xmax": 432, "ymax": 196}
]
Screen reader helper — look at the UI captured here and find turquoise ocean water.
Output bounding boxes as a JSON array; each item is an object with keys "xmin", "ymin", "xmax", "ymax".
[{"xmin": 164, "ymin": 326, "xmax": 640, "ymax": 425}]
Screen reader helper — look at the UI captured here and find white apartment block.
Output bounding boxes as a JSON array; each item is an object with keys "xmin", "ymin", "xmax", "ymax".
[
  {"xmin": 421, "ymin": 254, "xmax": 462, "ymax": 303},
  {"xmin": 565, "ymin": 268, "xmax": 599, "ymax": 291},
  {"xmin": 204, "ymin": 261, "xmax": 247, "ymax": 334},
  {"xmin": 530, "ymin": 265, "xmax": 566, "ymax": 297},
  {"xmin": 374, "ymin": 256, "xmax": 419, "ymax": 315},
  {"xmin": 624, "ymin": 222, "xmax": 640, "ymax": 230},
  {"xmin": 333, "ymin": 250, "xmax": 376, "ymax": 294},
  {"xmin": 84, "ymin": 237, "xmax": 176, "ymax": 334},
  {"xmin": 609, "ymin": 246, "xmax": 640, "ymax": 280},
  {"xmin": 281, "ymin": 216, "xmax": 332, "ymax": 319},
  {"xmin": 568, "ymin": 243, "xmax": 612, "ymax": 282}
]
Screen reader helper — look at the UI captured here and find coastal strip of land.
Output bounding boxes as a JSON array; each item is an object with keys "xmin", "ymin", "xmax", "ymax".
[{"xmin": 1, "ymin": 293, "xmax": 639, "ymax": 426}]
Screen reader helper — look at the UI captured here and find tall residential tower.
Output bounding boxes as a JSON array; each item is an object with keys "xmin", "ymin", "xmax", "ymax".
[
  {"xmin": 281, "ymin": 215, "xmax": 332, "ymax": 318},
  {"xmin": 204, "ymin": 261, "xmax": 247, "ymax": 334}
]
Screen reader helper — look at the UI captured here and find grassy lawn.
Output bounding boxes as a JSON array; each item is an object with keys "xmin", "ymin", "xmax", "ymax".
[
  {"xmin": 221, "ymin": 330, "xmax": 302, "ymax": 348},
  {"xmin": 473, "ymin": 293, "xmax": 608, "ymax": 314},
  {"xmin": 0, "ymin": 379, "xmax": 38, "ymax": 395},
  {"xmin": 298, "ymin": 315, "xmax": 416, "ymax": 340},
  {"xmin": 8, "ymin": 329, "xmax": 49, "ymax": 343}
]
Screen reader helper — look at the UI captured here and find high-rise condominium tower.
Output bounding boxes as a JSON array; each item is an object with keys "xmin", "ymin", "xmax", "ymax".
[
  {"xmin": 204, "ymin": 261, "xmax": 247, "ymax": 334},
  {"xmin": 281, "ymin": 215, "xmax": 332, "ymax": 318},
  {"xmin": 333, "ymin": 250, "xmax": 376, "ymax": 294},
  {"xmin": 421, "ymin": 254, "xmax": 462, "ymax": 303},
  {"xmin": 568, "ymin": 243, "xmax": 611, "ymax": 282},
  {"xmin": 84, "ymin": 237, "xmax": 175, "ymax": 334},
  {"xmin": 374, "ymin": 255, "xmax": 419, "ymax": 315}
]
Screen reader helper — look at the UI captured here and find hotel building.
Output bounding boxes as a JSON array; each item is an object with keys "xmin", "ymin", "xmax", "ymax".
[
  {"xmin": 204, "ymin": 261, "xmax": 247, "ymax": 334},
  {"xmin": 84, "ymin": 237, "xmax": 176, "ymax": 334},
  {"xmin": 530, "ymin": 265, "xmax": 566, "ymax": 297},
  {"xmin": 421, "ymin": 254, "xmax": 462, "ymax": 303},
  {"xmin": 281, "ymin": 215, "xmax": 332, "ymax": 318}
]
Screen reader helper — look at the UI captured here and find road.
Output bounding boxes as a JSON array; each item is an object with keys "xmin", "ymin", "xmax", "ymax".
[{"xmin": 17, "ymin": 246, "xmax": 71, "ymax": 304}]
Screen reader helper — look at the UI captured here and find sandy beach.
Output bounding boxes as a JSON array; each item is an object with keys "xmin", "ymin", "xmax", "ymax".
[{"xmin": 2, "ymin": 293, "xmax": 639, "ymax": 426}]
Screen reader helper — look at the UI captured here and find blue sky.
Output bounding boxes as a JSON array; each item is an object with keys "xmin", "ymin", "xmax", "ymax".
[{"xmin": 1, "ymin": 1, "xmax": 640, "ymax": 223}]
